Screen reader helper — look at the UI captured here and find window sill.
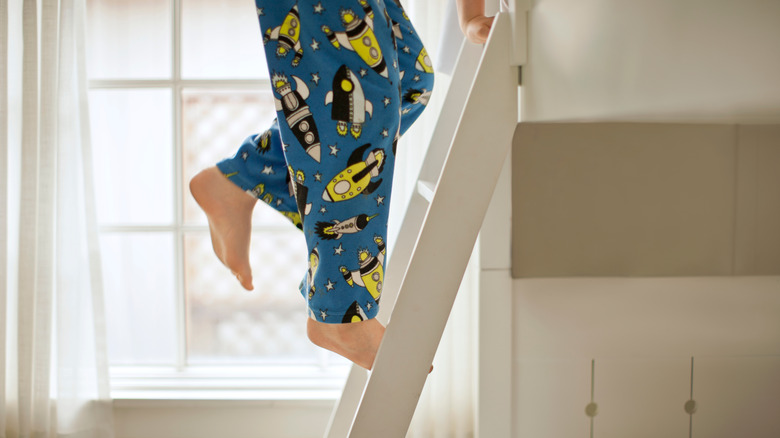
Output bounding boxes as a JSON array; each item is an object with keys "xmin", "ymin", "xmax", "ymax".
[
  {"xmin": 110, "ymin": 364, "xmax": 352, "ymax": 406},
  {"xmin": 112, "ymin": 394, "xmax": 340, "ymax": 410}
]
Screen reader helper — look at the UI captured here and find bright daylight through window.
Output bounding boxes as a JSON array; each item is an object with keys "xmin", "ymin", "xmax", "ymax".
[{"xmin": 85, "ymin": 0, "xmax": 349, "ymax": 395}]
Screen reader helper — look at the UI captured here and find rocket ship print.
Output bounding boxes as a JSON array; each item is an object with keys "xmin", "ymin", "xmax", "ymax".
[
  {"xmin": 342, "ymin": 301, "xmax": 368, "ymax": 323},
  {"xmin": 322, "ymin": 143, "xmax": 384, "ymax": 202},
  {"xmin": 273, "ymin": 73, "xmax": 322, "ymax": 162},
  {"xmin": 247, "ymin": 183, "xmax": 265, "ymax": 198},
  {"xmin": 403, "ymin": 88, "xmax": 432, "ymax": 106},
  {"xmin": 314, "ymin": 213, "xmax": 377, "ymax": 240},
  {"xmin": 415, "ymin": 47, "xmax": 433, "ymax": 73},
  {"xmin": 339, "ymin": 235, "xmax": 386, "ymax": 302},
  {"xmin": 391, "ymin": 19, "xmax": 404, "ymax": 41},
  {"xmin": 254, "ymin": 129, "xmax": 273, "ymax": 154},
  {"xmin": 280, "ymin": 211, "xmax": 303, "ymax": 230},
  {"xmin": 306, "ymin": 247, "xmax": 320, "ymax": 301},
  {"xmin": 320, "ymin": 1, "xmax": 389, "ymax": 78},
  {"xmin": 288, "ymin": 166, "xmax": 312, "ymax": 222},
  {"xmin": 325, "ymin": 65, "xmax": 374, "ymax": 139},
  {"xmin": 263, "ymin": 4, "xmax": 304, "ymax": 67}
]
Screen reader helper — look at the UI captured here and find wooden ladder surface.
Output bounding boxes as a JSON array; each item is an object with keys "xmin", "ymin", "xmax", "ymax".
[{"xmin": 324, "ymin": 12, "xmax": 519, "ymax": 438}]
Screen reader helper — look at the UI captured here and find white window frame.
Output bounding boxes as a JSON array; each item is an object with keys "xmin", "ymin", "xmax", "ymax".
[{"xmin": 88, "ymin": 0, "xmax": 349, "ymax": 401}]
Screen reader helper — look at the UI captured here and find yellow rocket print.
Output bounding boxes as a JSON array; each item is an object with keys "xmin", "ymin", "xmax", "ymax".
[
  {"xmin": 247, "ymin": 183, "xmax": 265, "ymax": 198},
  {"xmin": 264, "ymin": 5, "xmax": 304, "ymax": 66},
  {"xmin": 403, "ymin": 88, "xmax": 432, "ymax": 106},
  {"xmin": 322, "ymin": 143, "xmax": 385, "ymax": 202},
  {"xmin": 339, "ymin": 236, "xmax": 386, "ymax": 301},
  {"xmin": 280, "ymin": 211, "xmax": 303, "ymax": 230},
  {"xmin": 255, "ymin": 129, "xmax": 272, "ymax": 154},
  {"xmin": 321, "ymin": 3, "xmax": 389, "ymax": 78},
  {"xmin": 342, "ymin": 301, "xmax": 368, "ymax": 323},
  {"xmin": 415, "ymin": 47, "xmax": 433, "ymax": 73}
]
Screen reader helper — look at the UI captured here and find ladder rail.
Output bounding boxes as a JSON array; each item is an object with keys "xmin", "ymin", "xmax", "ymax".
[
  {"xmin": 323, "ymin": 37, "xmax": 485, "ymax": 438},
  {"xmin": 347, "ymin": 13, "xmax": 518, "ymax": 438},
  {"xmin": 415, "ymin": 41, "xmax": 487, "ymax": 188},
  {"xmin": 381, "ymin": 38, "xmax": 485, "ymax": 323},
  {"xmin": 323, "ymin": 365, "xmax": 367, "ymax": 438}
]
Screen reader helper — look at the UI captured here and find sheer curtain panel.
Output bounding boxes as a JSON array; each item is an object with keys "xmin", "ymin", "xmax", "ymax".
[
  {"xmin": 398, "ymin": 0, "xmax": 477, "ymax": 436},
  {"xmin": 2, "ymin": 1, "xmax": 115, "ymax": 437}
]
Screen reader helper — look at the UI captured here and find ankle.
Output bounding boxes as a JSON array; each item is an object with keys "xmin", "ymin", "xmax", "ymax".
[
  {"xmin": 307, "ymin": 318, "xmax": 381, "ymax": 348},
  {"xmin": 306, "ymin": 318, "xmax": 337, "ymax": 346},
  {"xmin": 190, "ymin": 167, "xmax": 256, "ymax": 211}
]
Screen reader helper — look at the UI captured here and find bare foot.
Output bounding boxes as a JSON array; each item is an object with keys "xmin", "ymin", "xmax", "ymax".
[
  {"xmin": 307, "ymin": 318, "xmax": 386, "ymax": 370},
  {"xmin": 307, "ymin": 318, "xmax": 434, "ymax": 372},
  {"xmin": 190, "ymin": 167, "xmax": 257, "ymax": 290}
]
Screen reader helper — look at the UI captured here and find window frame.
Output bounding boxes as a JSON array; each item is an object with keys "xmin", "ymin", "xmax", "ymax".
[{"xmin": 88, "ymin": 0, "xmax": 349, "ymax": 399}]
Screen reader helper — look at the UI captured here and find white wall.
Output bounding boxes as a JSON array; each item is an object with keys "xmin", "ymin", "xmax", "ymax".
[
  {"xmin": 523, "ymin": 0, "xmax": 780, "ymax": 123},
  {"xmin": 512, "ymin": 277, "xmax": 780, "ymax": 437},
  {"xmin": 113, "ymin": 399, "xmax": 335, "ymax": 438},
  {"xmin": 509, "ymin": 1, "xmax": 780, "ymax": 436}
]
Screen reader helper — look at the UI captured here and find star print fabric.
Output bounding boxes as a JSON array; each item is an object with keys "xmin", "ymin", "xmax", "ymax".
[{"xmin": 216, "ymin": 0, "xmax": 435, "ymax": 324}]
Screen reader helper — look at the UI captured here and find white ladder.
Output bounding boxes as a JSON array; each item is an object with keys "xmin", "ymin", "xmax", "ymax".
[{"xmin": 325, "ymin": 12, "xmax": 520, "ymax": 438}]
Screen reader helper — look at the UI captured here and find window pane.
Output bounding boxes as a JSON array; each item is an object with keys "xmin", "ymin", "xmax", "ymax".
[
  {"xmin": 181, "ymin": 88, "xmax": 286, "ymax": 227},
  {"xmin": 90, "ymin": 89, "xmax": 174, "ymax": 225},
  {"xmin": 184, "ymin": 231, "xmax": 331, "ymax": 364},
  {"xmin": 102, "ymin": 233, "xmax": 178, "ymax": 365},
  {"xmin": 86, "ymin": 0, "xmax": 171, "ymax": 79},
  {"xmin": 181, "ymin": 0, "xmax": 269, "ymax": 79}
]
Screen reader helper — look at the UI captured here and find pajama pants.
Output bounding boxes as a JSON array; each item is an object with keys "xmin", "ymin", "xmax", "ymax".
[{"xmin": 216, "ymin": 0, "xmax": 434, "ymax": 324}]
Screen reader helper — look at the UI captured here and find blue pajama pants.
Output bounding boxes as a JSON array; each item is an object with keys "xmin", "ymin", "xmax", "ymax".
[{"xmin": 216, "ymin": 0, "xmax": 434, "ymax": 323}]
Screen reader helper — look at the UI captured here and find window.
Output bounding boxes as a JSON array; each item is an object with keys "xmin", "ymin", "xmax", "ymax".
[{"xmin": 86, "ymin": 0, "xmax": 349, "ymax": 398}]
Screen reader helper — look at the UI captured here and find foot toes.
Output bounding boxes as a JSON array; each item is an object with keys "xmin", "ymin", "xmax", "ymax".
[{"xmin": 236, "ymin": 273, "xmax": 254, "ymax": 291}]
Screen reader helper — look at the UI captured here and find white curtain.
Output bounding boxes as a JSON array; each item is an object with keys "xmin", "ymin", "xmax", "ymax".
[
  {"xmin": 407, "ymin": 254, "xmax": 478, "ymax": 438},
  {"xmin": 398, "ymin": 0, "xmax": 477, "ymax": 436},
  {"xmin": 1, "ymin": 0, "xmax": 114, "ymax": 437}
]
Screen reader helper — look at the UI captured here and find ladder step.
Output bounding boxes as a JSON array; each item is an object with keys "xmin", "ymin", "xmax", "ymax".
[{"xmin": 416, "ymin": 180, "xmax": 435, "ymax": 202}]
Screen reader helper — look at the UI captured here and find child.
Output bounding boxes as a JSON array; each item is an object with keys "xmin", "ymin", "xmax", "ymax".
[{"xmin": 191, "ymin": 0, "xmax": 493, "ymax": 370}]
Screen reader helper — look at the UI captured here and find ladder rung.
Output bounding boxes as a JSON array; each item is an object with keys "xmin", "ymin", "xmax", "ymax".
[{"xmin": 416, "ymin": 180, "xmax": 435, "ymax": 202}]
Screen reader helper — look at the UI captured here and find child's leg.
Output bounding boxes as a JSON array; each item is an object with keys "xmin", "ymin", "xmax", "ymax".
[
  {"xmin": 209, "ymin": 0, "xmax": 434, "ymax": 231},
  {"xmin": 216, "ymin": 120, "xmax": 302, "ymax": 228},
  {"xmin": 295, "ymin": 0, "xmax": 433, "ymax": 325},
  {"xmin": 190, "ymin": 166, "xmax": 258, "ymax": 290},
  {"xmin": 194, "ymin": 0, "xmax": 435, "ymax": 369},
  {"xmin": 259, "ymin": 0, "xmax": 399, "ymax": 323},
  {"xmin": 191, "ymin": 120, "xmax": 297, "ymax": 291}
]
